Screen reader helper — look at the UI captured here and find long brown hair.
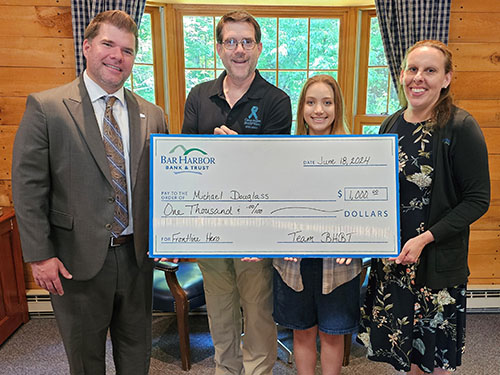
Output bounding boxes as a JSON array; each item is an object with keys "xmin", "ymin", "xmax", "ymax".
[
  {"xmin": 296, "ymin": 74, "xmax": 349, "ymax": 135},
  {"xmin": 398, "ymin": 40, "xmax": 454, "ymax": 128}
]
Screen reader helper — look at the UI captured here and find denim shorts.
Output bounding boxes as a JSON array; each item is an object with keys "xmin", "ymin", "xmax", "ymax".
[{"xmin": 273, "ymin": 258, "xmax": 360, "ymax": 335}]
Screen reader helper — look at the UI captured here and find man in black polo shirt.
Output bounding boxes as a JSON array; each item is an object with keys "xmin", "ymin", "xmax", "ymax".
[{"xmin": 182, "ymin": 10, "xmax": 291, "ymax": 375}]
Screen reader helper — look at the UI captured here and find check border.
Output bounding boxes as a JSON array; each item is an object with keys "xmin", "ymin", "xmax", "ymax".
[{"xmin": 149, "ymin": 134, "xmax": 400, "ymax": 258}]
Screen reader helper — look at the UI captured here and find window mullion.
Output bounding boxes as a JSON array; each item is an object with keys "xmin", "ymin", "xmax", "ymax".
[
  {"xmin": 307, "ymin": 17, "xmax": 311, "ymax": 77},
  {"xmin": 386, "ymin": 71, "xmax": 391, "ymax": 115},
  {"xmin": 213, "ymin": 16, "xmax": 217, "ymax": 78},
  {"xmin": 276, "ymin": 17, "xmax": 280, "ymax": 87}
]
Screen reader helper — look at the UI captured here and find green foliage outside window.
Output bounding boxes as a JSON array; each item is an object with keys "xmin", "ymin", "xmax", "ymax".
[
  {"xmin": 278, "ymin": 18, "xmax": 309, "ymax": 69},
  {"xmin": 130, "ymin": 12, "xmax": 400, "ymax": 130},
  {"xmin": 125, "ymin": 13, "xmax": 156, "ymax": 104},
  {"xmin": 362, "ymin": 125, "xmax": 380, "ymax": 134},
  {"xmin": 366, "ymin": 17, "xmax": 399, "ymax": 115},
  {"xmin": 257, "ymin": 18, "xmax": 277, "ymax": 69},
  {"xmin": 183, "ymin": 16, "xmax": 340, "ymax": 133},
  {"xmin": 184, "ymin": 17, "xmax": 215, "ymax": 69},
  {"xmin": 309, "ymin": 19, "xmax": 339, "ymax": 70}
]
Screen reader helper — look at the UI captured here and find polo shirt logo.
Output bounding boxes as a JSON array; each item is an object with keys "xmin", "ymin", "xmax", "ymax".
[
  {"xmin": 244, "ymin": 105, "xmax": 262, "ymax": 129},
  {"xmin": 248, "ymin": 106, "xmax": 259, "ymax": 120}
]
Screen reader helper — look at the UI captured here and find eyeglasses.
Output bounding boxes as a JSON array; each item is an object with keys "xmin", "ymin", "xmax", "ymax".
[{"xmin": 221, "ymin": 38, "xmax": 257, "ymax": 50}]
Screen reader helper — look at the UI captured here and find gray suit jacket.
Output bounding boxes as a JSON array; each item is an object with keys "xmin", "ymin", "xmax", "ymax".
[{"xmin": 12, "ymin": 76, "xmax": 167, "ymax": 280}]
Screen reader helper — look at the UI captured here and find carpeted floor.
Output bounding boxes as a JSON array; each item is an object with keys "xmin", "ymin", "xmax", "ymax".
[{"xmin": 0, "ymin": 313, "xmax": 499, "ymax": 374}]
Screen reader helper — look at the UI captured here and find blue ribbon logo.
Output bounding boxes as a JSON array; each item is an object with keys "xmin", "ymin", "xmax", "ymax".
[{"xmin": 248, "ymin": 106, "xmax": 259, "ymax": 120}]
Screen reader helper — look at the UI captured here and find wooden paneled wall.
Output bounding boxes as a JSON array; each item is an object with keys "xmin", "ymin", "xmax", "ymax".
[
  {"xmin": 0, "ymin": 0, "xmax": 74, "ymax": 206},
  {"xmin": 0, "ymin": 0, "xmax": 74, "ymax": 288},
  {"xmin": 450, "ymin": 0, "xmax": 500, "ymax": 285},
  {"xmin": 0, "ymin": 0, "xmax": 498, "ymax": 286}
]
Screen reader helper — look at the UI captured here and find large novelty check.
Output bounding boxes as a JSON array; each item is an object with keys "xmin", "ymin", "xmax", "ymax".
[{"xmin": 150, "ymin": 135, "xmax": 399, "ymax": 258}]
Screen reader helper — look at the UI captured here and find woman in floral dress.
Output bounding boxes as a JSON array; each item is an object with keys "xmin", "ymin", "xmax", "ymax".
[{"xmin": 357, "ymin": 40, "xmax": 490, "ymax": 374}]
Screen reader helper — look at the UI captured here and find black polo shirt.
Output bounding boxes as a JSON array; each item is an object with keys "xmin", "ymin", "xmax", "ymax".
[{"xmin": 182, "ymin": 70, "xmax": 292, "ymax": 135}]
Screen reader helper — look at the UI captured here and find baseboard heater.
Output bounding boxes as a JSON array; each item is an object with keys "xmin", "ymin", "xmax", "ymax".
[
  {"xmin": 26, "ymin": 287, "xmax": 500, "ymax": 318},
  {"xmin": 466, "ymin": 288, "xmax": 500, "ymax": 313},
  {"xmin": 26, "ymin": 289, "xmax": 54, "ymax": 318}
]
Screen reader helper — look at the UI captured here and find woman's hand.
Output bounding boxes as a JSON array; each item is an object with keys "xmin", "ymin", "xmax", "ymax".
[{"xmin": 390, "ymin": 230, "xmax": 434, "ymax": 265}]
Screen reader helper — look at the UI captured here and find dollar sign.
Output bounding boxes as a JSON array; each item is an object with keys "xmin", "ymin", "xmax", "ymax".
[{"xmin": 338, "ymin": 189, "xmax": 342, "ymax": 198}]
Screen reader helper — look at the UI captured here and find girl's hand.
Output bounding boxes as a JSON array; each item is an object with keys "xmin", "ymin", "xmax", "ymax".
[{"xmin": 336, "ymin": 258, "xmax": 352, "ymax": 265}]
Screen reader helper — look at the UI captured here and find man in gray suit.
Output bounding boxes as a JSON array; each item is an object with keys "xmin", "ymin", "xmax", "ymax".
[{"xmin": 12, "ymin": 10, "xmax": 166, "ymax": 375}]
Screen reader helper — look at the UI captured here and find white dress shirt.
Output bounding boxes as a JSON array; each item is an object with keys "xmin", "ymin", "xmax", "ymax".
[{"xmin": 83, "ymin": 70, "xmax": 133, "ymax": 235}]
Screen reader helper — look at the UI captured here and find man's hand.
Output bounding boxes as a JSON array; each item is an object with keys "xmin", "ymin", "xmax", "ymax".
[
  {"xmin": 241, "ymin": 257, "xmax": 262, "ymax": 262},
  {"xmin": 214, "ymin": 125, "xmax": 238, "ymax": 135},
  {"xmin": 30, "ymin": 257, "xmax": 72, "ymax": 296}
]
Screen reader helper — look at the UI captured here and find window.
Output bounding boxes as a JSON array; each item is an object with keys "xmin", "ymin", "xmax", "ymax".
[
  {"xmin": 141, "ymin": 5, "xmax": 397, "ymax": 135},
  {"xmin": 366, "ymin": 16, "xmax": 399, "ymax": 116},
  {"xmin": 354, "ymin": 10, "xmax": 400, "ymax": 135},
  {"xmin": 125, "ymin": 7, "xmax": 166, "ymax": 112},
  {"xmin": 125, "ymin": 11, "xmax": 155, "ymax": 102},
  {"xmin": 183, "ymin": 15, "xmax": 341, "ymax": 132},
  {"xmin": 165, "ymin": 5, "xmax": 355, "ymax": 134}
]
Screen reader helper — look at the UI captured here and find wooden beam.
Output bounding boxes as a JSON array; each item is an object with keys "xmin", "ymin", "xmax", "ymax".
[
  {"xmin": 469, "ymin": 254, "xmax": 500, "ymax": 279},
  {"xmin": 0, "ymin": 5, "xmax": 72, "ymax": 38},
  {"xmin": 0, "ymin": 98, "xmax": 27, "ymax": 126},
  {"xmin": 1, "ymin": 1, "xmax": 70, "ymax": 6},
  {"xmin": 0, "ymin": 67, "xmax": 74, "ymax": 97},
  {"xmin": 488, "ymin": 154, "xmax": 500, "ymax": 181},
  {"xmin": 454, "ymin": 100, "xmax": 500, "ymax": 128},
  {"xmin": 450, "ymin": 43, "xmax": 500, "ymax": 72},
  {"xmin": 0, "ymin": 126, "xmax": 16, "ymax": 180},
  {"xmin": 449, "ymin": 13, "xmax": 500, "ymax": 43},
  {"xmin": 0, "ymin": 36, "xmax": 74, "ymax": 68},
  {"xmin": 452, "ymin": 71, "xmax": 500, "ymax": 100},
  {"xmin": 469, "ymin": 230, "xmax": 500, "ymax": 255},
  {"xmin": 472, "ymin": 205, "xmax": 500, "ymax": 231},
  {"xmin": 451, "ymin": 0, "xmax": 500, "ymax": 13},
  {"xmin": 483, "ymin": 128, "xmax": 500, "ymax": 154}
]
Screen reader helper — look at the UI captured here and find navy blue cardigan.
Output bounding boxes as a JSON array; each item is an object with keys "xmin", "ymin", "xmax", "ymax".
[{"xmin": 380, "ymin": 106, "xmax": 490, "ymax": 289}]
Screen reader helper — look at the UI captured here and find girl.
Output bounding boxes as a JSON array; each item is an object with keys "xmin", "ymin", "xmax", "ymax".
[{"xmin": 273, "ymin": 75, "xmax": 362, "ymax": 375}]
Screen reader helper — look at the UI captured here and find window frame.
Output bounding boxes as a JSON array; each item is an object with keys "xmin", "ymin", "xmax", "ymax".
[
  {"xmin": 354, "ymin": 9, "xmax": 393, "ymax": 135},
  {"xmin": 128, "ymin": 6, "xmax": 166, "ymax": 113},
  {"xmin": 163, "ymin": 4, "xmax": 358, "ymax": 134}
]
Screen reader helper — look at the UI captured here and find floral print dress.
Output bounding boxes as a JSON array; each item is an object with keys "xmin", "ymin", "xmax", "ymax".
[{"xmin": 357, "ymin": 114, "xmax": 466, "ymax": 373}]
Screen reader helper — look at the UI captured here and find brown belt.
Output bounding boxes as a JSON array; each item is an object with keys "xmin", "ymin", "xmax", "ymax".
[{"xmin": 109, "ymin": 234, "xmax": 134, "ymax": 247}]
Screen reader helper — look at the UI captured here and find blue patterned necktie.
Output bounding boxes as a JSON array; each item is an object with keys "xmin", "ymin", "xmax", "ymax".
[{"xmin": 103, "ymin": 96, "xmax": 129, "ymax": 237}]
